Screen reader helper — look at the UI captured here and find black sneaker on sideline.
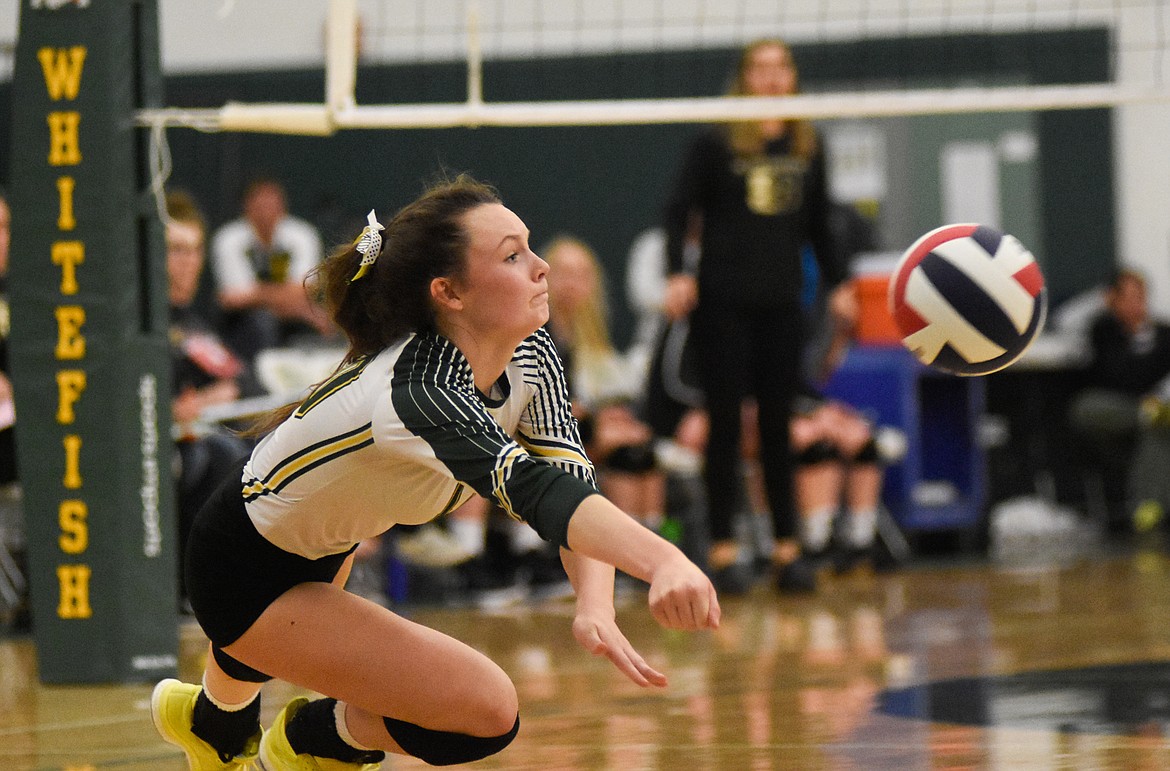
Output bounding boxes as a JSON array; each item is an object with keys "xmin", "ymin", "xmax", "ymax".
[
  {"xmin": 776, "ymin": 557, "xmax": 818, "ymax": 594},
  {"xmin": 458, "ymin": 555, "xmax": 527, "ymax": 609},
  {"xmin": 457, "ymin": 554, "xmax": 516, "ymax": 592},
  {"xmin": 709, "ymin": 562, "xmax": 755, "ymax": 596},
  {"xmin": 832, "ymin": 546, "xmax": 874, "ymax": 575}
]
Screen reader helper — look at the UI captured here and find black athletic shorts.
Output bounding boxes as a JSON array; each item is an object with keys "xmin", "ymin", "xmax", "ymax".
[{"xmin": 185, "ymin": 471, "xmax": 358, "ymax": 647}]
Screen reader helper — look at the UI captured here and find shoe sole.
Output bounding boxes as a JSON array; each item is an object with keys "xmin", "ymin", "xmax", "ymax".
[{"xmin": 150, "ymin": 678, "xmax": 195, "ymax": 769}]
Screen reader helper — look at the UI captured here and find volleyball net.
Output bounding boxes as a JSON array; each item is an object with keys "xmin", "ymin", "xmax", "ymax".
[{"xmin": 136, "ymin": 0, "xmax": 1170, "ymax": 135}]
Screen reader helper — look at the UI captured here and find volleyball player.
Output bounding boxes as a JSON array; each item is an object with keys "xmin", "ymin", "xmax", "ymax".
[{"xmin": 150, "ymin": 175, "xmax": 720, "ymax": 770}]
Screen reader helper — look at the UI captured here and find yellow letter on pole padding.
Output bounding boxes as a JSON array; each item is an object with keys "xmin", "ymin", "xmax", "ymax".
[
  {"xmin": 56, "ymin": 176, "xmax": 77, "ymax": 231},
  {"xmin": 51, "ymin": 241, "xmax": 84, "ymax": 295},
  {"xmin": 55, "ymin": 306, "xmax": 86, "ymax": 359},
  {"xmin": 56, "ymin": 564, "xmax": 93, "ymax": 619},
  {"xmin": 47, "ymin": 112, "xmax": 82, "ymax": 166},
  {"xmin": 63, "ymin": 434, "xmax": 82, "ymax": 490},
  {"xmin": 58, "ymin": 500, "xmax": 88, "ymax": 554},
  {"xmin": 56, "ymin": 370, "xmax": 87, "ymax": 425},
  {"xmin": 37, "ymin": 46, "xmax": 87, "ymax": 101}
]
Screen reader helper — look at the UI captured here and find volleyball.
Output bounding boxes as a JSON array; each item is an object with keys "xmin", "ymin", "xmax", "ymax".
[{"xmin": 887, "ymin": 224, "xmax": 1047, "ymax": 376}]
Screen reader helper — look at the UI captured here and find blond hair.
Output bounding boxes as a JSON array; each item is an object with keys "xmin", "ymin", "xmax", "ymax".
[
  {"xmin": 543, "ymin": 235, "xmax": 615, "ymax": 362},
  {"xmin": 724, "ymin": 38, "xmax": 818, "ymax": 160}
]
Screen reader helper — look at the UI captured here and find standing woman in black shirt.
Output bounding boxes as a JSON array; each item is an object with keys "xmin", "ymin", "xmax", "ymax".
[{"xmin": 662, "ymin": 39, "xmax": 856, "ymax": 594}]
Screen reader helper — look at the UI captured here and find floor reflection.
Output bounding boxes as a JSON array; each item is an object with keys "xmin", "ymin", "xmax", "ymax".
[
  {"xmin": 3, "ymin": 552, "xmax": 1170, "ymax": 769},
  {"xmin": 880, "ymin": 661, "xmax": 1170, "ymax": 735}
]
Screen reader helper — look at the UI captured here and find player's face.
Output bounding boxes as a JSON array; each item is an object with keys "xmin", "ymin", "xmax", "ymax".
[
  {"xmin": 244, "ymin": 183, "xmax": 286, "ymax": 237},
  {"xmin": 546, "ymin": 241, "xmax": 597, "ymax": 316},
  {"xmin": 167, "ymin": 219, "xmax": 205, "ymax": 307},
  {"xmin": 456, "ymin": 203, "xmax": 550, "ymax": 342},
  {"xmin": 1110, "ymin": 276, "xmax": 1148, "ymax": 331},
  {"xmin": 742, "ymin": 42, "xmax": 797, "ymax": 97}
]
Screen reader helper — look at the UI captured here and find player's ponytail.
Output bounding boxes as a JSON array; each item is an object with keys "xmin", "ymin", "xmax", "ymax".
[
  {"xmin": 247, "ymin": 173, "xmax": 502, "ymax": 436},
  {"xmin": 317, "ymin": 173, "xmax": 501, "ymax": 363}
]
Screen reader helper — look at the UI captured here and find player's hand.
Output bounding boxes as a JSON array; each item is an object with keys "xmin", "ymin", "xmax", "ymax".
[
  {"xmin": 828, "ymin": 282, "xmax": 859, "ymax": 329},
  {"xmin": 647, "ymin": 557, "xmax": 721, "ymax": 631},
  {"xmin": 572, "ymin": 608, "xmax": 668, "ymax": 688},
  {"xmin": 172, "ymin": 387, "xmax": 204, "ymax": 426},
  {"xmin": 663, "ymin": 274, "xmax": 698, "ymax": 320}
]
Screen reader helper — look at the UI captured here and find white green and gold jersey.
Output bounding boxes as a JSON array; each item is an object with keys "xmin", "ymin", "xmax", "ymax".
[{"xmin": 240, "ymin": 328, "xmax": 597, "ymax": 559}]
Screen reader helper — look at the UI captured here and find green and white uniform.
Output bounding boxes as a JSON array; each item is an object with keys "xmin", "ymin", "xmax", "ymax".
[{"xmin": 241, "ymin": 328, "xmax": 597, "ymax": 560}]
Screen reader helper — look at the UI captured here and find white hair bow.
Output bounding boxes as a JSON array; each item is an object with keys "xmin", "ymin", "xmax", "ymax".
[{"xmin": 351, "ymin": 209, "xmax": 385, "ymax": 281}]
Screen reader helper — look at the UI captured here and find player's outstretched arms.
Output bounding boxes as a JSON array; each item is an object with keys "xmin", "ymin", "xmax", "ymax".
[{"xmin": 565, "ymin": 495, "xmax": 720, "ymax": 632}]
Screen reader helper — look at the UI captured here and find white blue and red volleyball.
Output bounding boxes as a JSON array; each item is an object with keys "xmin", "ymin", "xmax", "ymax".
[{"xmin": 887, "ymin": 223, "xmax": 1047, "ymax": 376}]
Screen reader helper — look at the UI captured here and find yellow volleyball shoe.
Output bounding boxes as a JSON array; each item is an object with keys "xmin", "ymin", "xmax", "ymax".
[{"xmin": 150, "ymin": 678, "xmax": 261, "ymax": 771}]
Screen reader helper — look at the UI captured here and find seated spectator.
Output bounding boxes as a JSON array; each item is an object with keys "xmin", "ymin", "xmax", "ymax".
[
  {"xmin": 0, "ymin": 188, "xmax": 27, "ymax": 630},
  {"xmin": 0, "ymin": 190, "xmax": 16, "ymax": 487},
  {"xmin": 210, "ymin": 176, "xmax": 333, "ymax": 362},
  {"xmin": 1069, "ymin": 268, "xmax": 1170, "ymax": 533},
  {"xmin": 626, "ymin": 225, "xmax": 704, "ymax": 443},
  {"xmin": 789, "ymin": 391, "xmax": 885, "ymax": 572},
  {"xmin": 543, "ymin": 235, "xmax": 666, "ymax": 534},
  {"xmin": 167, "ymin": 190, "xmax": 261, "ymax": 601}
]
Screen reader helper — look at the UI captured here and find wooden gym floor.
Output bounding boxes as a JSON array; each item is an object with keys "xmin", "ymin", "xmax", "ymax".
[{"xmin": 3, "ymin": 543, "xmax": 1170, "ymax": 770}]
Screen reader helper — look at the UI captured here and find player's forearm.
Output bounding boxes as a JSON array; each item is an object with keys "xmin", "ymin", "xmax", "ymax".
[
  {"xmin": 565, "ymin": 494, "xmax": 685, "ymax": 584},
  {"xmin": 561, "ymin": 548, "xmax": 616, "ymax": 616}
]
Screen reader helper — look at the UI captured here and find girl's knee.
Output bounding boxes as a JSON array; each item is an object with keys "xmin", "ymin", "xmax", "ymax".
[
  {"xmin": 382, "ymin": 713, "xmax": 520, "ymax": 766},
  {"xmin": 451, "ymin": 663, "xmax": 518, "ymax": 736},
  {"xmin": 479, "ymin": 677, "xmax": 519, "ymax": 734}
]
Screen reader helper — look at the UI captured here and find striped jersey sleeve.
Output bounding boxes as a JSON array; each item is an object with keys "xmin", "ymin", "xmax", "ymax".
[
  {"xmin": 514, "ymin": 329, "xmax": 597, "ymax": 488},
  {"xmin": 390, "ymin": 333, "xmax": 596, "ymax": 548}
]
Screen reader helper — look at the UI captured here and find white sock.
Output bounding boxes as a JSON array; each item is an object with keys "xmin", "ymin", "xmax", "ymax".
[
  {"xmin": 801, "ymin": 508, "xmax": 835, "ymax": 553},
  {"xmin": 846, "ymin": 508, "xmax": 878, "ymax": 548},
  {"xmin": 335, "ymin": 701, "xmax": 377, "ymax": 752},
  {"xmin": 448, "ymin": 517, "xmax": 485, "ymax": 556},
  {"xmin": 201, "ymin": 672, "xmax": 259, "ymax": 711},
  {"xmin": 753, "ymin": 512, "xmax": 774, "ymax": 552}
]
